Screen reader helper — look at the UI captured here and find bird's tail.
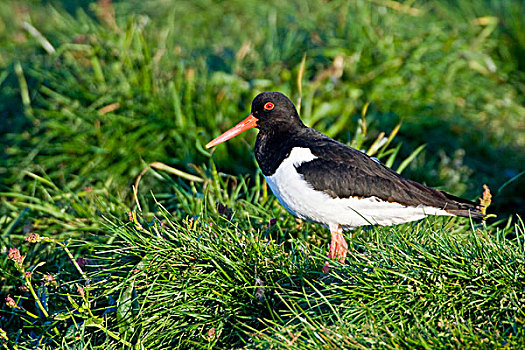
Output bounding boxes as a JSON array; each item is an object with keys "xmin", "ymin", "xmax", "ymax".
[
  {"xmin": 442, "ymin": 192, "xmax": 485, "ymax": 220},
  {"xmin": 445, "ymin": 207, "xmax": 485, "ymax": 220}
]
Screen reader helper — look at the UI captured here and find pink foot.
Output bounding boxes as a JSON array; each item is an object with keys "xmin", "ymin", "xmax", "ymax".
[{"xmin": 322, "ymin": 261, "xmax": 331, "ymax": 274}]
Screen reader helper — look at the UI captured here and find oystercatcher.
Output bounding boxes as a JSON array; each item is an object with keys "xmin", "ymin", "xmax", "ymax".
[{"xmin": 206, "ymin": 92, "xmax": 483, "ymax": 262}]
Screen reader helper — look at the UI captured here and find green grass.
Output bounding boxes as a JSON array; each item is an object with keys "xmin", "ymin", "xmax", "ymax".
[
  {"xmin": 90, "ymin": 208, "xmax": 525, "ymax": 349},
  {"xmin": 1, "ymin": 0, "xmax": 525, "ymax": 348},
  {"xmin": 2, "ymin": 174, "xmax": 524, "ymax": 349}
]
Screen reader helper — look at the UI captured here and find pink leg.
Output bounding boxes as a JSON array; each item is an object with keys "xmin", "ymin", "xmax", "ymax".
[
  {"xmin": 323, "ymin": 223, "xmax": 348, "ymax": 273},
  {"xmin": 328, "ymin": 223, "xmax": 348, "ymax": 263}
]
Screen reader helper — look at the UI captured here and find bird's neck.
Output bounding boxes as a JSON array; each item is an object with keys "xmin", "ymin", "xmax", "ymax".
[{"xmin": 255, "ymin": 125, "xmax": 301, "ymax": 176}]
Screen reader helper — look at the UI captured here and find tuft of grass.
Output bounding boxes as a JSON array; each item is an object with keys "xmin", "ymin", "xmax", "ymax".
[
  {"xmin": 23, "ymin": 203, "xmax": 523, "ymax": 349},
  {"xmin": 1, "ymin": 0, "xmax": 524, "ymax": 216},
  {"xmin": 2, "ymin": 167, "xmax": 524, "ymax": 349}
]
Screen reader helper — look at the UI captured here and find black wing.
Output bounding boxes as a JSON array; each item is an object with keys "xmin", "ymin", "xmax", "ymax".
[{"xmin": 294, "ymin": 129, "xmax": 483, "ymax": 219}]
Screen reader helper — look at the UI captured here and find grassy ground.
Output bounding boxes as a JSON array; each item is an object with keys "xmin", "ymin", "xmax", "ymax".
[{"xmin": 1, "ymin": 0, "xmax": 524, "ymax": 348}]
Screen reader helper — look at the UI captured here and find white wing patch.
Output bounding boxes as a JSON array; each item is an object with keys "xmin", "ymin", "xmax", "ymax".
[{"xmin": 264, "ymin": 147, "xmax": 452, "ymax": 228}]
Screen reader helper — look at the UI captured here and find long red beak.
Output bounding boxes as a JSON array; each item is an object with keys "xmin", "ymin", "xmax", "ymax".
[{"xmin": 205, "ymin": 114, "xmax": 258, "ymax": 148}]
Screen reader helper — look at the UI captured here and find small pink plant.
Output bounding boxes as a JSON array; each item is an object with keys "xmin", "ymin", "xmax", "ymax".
[
  {"xmin": 207, "ymin": 327, "xmax": 216, "ymax": 341},
  {"xmin": 479, "ymin": 184, "xmax": 492, "ymax": 215},
  {"xmin": 7, "ymin": 248, "xmax": 25, "ymax": 271},
  {"xmin": 77, "ymin": 285, "xmax": 85, "ymax": 299},
  {"xmin": 43, "ymin": 274, "xmax": 57, "ymax": 286},
  {"xmin": 25, "ymin": 233, "xmax": 42, "ymax": 243},
  {"xmin": 5, "ymin": 296, "xmax": 19, "ymax": 309}
]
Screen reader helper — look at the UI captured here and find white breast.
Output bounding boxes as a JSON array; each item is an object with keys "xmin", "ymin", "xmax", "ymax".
[{"xmin": 264, "ymin": 147, "xmax": 452, "ymax": 229}]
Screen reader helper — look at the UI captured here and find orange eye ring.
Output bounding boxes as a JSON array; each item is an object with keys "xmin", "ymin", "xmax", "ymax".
[{"xmin": 264, "ymin": 102, "xmax": 274, "ymax": 111}]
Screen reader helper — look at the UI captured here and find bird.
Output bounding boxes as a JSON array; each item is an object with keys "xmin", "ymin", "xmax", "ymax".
[{"xmin": 206, "ymin": 92, "xmax": 483, "ymax": 263}]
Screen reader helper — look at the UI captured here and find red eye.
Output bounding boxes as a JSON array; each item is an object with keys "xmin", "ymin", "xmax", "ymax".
[{"xmin": 264, "ymin": 102, "xmax": 274, "ymax": 111}]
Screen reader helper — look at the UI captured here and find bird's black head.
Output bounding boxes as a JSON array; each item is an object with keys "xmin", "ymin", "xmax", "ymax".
[
  {"xmin": 205, "ymin": 91, "xmax": 305, "ymax": 149},
  {"xmin": 251, "ymin": 92, "xmax": 305, "ymax": 131}
]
